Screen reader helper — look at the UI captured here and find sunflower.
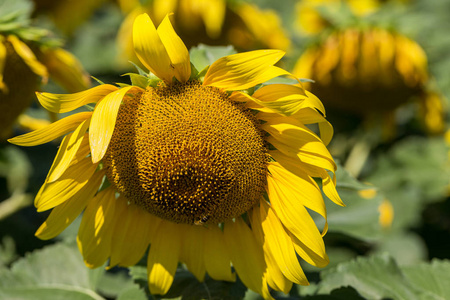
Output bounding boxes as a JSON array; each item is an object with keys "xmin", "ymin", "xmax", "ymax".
[
  {"xmin": 295, "ymin": 0, "xmax": 409, "ymax": 35},
  {"xmin": 116, "ymin": 0, "xmax": 290, "ymax": 69},
  {"xmin": 0, "ymin": 0, "xmax": 90, "ymax": 139},
  {"xmin": 293, "ymin": 27, "xmax": 445, "ymax": 134},
  {"xmin": 9, "ymin": 13, "xmax": 343, "ymax": 298}
]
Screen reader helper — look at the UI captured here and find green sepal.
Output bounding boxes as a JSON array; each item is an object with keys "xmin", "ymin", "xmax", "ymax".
[
  {"xmin": 91, "ymin": 76, "xmax": 106, "ymax": 85},
  {"xmin": 123, "ymin": 73, "xmax": 149, "ymax": 89}
]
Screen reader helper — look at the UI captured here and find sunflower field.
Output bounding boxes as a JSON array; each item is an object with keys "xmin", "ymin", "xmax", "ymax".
[{"xmin": 1, "ymin": 0, "xmax": 450, "ymax": 299}]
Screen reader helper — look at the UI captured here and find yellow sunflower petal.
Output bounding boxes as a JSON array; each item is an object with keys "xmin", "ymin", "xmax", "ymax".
[
  {"xmin": 47, "ymin": 120, "xmax": 90, "ymax": 183},
  {"xmin": 8, "ymin": 112, "xmax": 92, "ymax": 146},
  {"xmin": 35, "ymin": 170, "xmax": 105, "ymax": 240},
  {"xmin": 157, "ymin": 14, "xmax": 191, "ymax": 83},
  {"xmin": 89, "ymin": 86, "xmax": 142, "ymax": 164},
  {"xmin": 38, "ymin": 47, "xmax": 90, "ymax": 93},
  {"xmin": 35, "ymin": 156, "xmax": 98, "ymax": 212},
  {"xmin": 147, "ymin": 220, "xmax": 182, "ymax": 295},
  {"xmin": 77, "ymin": 186, "xmax": 116, "ymax": 268},
  {"xmin": 252, "ymin": 200, "xmax": 308, "ymax": 288},
  {"xmin": 203, "ymin": 50, "xmax": 289, "ymax": 91},
  {"xmin": 0, "ymin": 40, "xmax": 7, "ymax": 93},
  {"xmin": 262, "ymin": 120, "xmax": 336, "ymax": 172},
  {"xmin": 200, "ymin": 0, "xmax": 226, "ymax": 38},
  {"xmin": 249, "ymin": 204, "xmax": 294, "ymax": 293},
  {"xmin": 320, "ymin": 169, "xmax": 344, "ymax": 206},
  {"xmin": 267, "ymin": 162, "xmax": 327, "ymax": 229},
  {"xmin": 7, "ymin": 35, "xmax": 48, "ymax": 81},
  {"xmin": 109, "ymin": 199, "xmax": 162, "ymax": 268},
  {"xmin": 204, "ymin": 226, "xmax": 235, "ymax": 282},
  {"xmin": 266, "ymin": 165, "xmax": 328, "ymax": 266},
  {"xmin": 224, "ymin": 218, "xmax": 272, "ymax": 298},
  {"xmin": 258, "ymin": 108, "xmax": 333, "ymax": 146},
  {"xmin": 180, "ymin": 225, "xmax": 206, "ymax": 282},
  {"xmin": 133, "ymin": 13, "xmax": 174, "ymax": 83},
  {"xmin": 37, "ymin": 84, "xmax": 118, "ymax": 114}
]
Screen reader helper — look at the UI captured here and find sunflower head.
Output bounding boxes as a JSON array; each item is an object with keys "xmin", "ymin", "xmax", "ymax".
[
  {"xmin": 116, "ymin": 0, "xmax": 290, "ymax": 70},
  {"xmin": 10, "ymin": 13, "xmax": 343, "ymax": 299},
  {"xmin": 293, "ymin": 27, "xmax": 433, "ymax": 115},
  {"xmin": 0, "ymin": 0, "xmax": 90, "ymax": 139}
]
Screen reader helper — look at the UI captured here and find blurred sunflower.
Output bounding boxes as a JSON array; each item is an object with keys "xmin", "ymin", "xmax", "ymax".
[
  {"xmin": 0, "ymin": 0, "xmax": 90, "ymax": 140},
  {"xmin": 32, "ymin": 0, "xmax": 107, "ymax": 35},
  {"xmin": 9, "ymin": 13, "xmax": 343, "ymax": 298},
  {"xmin": 293, "ymin": 27, "xmax": 445, "ymax": 134},
  {"xmin": 116, "ymin": 0, "xmax": 290, "ymax": 69},
  {"xmin": 295, "ymin": 0, "xmax": 409, "ymax": 35}
]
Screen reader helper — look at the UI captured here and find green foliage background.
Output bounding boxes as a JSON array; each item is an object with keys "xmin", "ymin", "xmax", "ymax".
[{"xmin": 1, "ymin": 0, "xmax": 450, "ymax": 299}]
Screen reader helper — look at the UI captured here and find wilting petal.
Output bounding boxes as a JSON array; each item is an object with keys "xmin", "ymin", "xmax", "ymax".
[
  {"xmin": 180, "ymin": 225, "xmax": 206, "ymax": 282},
  {"xmin": 204, "ymin": 225, "xmax": 235, "ymax": 282},
  {"xmin": 250, "ymin": 204, "xmax": 294, "ymax": 293},
  {"xmin": 109, "ymin": 198, "xmax": 161, "ymax": 268},
  {"xmin": 8, "ymin": 112, "xmax": 92, "ymax": 146},
  {"xmin": 77, "ymin": 186, "xmax": 116, "ymax": 268},
  {"xmin": 89, "ymin": 86, "xmax": 142, "ymax": 164},
  {"xmin": 252, "ymin": 200, "xmax": 308, "ymax": 287},
  {"xmin": 268, "ymin": 162, "xmax": 327, "ymax": 231},
  {"xmin": 157, "ymin": 15, "xmax": 191, "ymax": 82},
  {"xmin": 266, "ymin": 165, "xmax": 329, "ymax": 267},
  {"xmin": 258, "ymin": 107, "xmax": 333, "ymax": 146},
  {"xmin": 35, "ymin": 156, "xmax": 98, "ymax": 212},
  {"xmin": 7, "ymin": 35, "xmax": 48, "ymax": 81},
  {"xmin": 203, "ymin": 49, "xmax": 289, "ymax": 91},
  {"xmin": 36, "ymin": 85, "xmax": 119, "ymax": 113},
  {"xmin": 133, "ymin": 13, "xmax": 174, "ymax": 83},
  {"xmin": 147, "ymin": 220, "xmax": 182, "ymax": 295},
  {"xmin": 224, "ymin": 218, "xmax": 272, "ymax": 299},
  {"xmin": 262, "ymin": 119, "xmax": 336, "ymax": 172},
  {"xmin": 38, "ymin": 47, "xmax": 90, "ymax": 93},
  {"xmin": 47, "ymin": 120, "xmax": 90, "ymax": 183},
  {"xmin": 35, "ymin": 170, "xmax": 105, "ymax": 240}
]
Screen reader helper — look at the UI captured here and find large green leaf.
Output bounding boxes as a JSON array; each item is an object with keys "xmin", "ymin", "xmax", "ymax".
[
  {"xmin": 317, "ymin": 162, "xmax": 387, "ymax": 242},
  {"xmin": 402, "ymin": 260, "xmax": 450, "ymax": 300},
  {"xmin": 0, "ymin": 242, "xmax": 105, "ymax": 300},
  {"xmin": 366, "ymin": 136, "xmax": 449, "ymax": 231},
  {"xmin": 318, "ymin": 253, "xmax": 423, "ymax": 300}
]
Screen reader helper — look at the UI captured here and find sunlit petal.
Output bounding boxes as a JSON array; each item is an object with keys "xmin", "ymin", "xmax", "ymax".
[
  {"xmin": 203, "ymin": 50, "xmax": 288, "ymax": 91},
  {"xmin": 8, "ymin": 112, "xmax": 92, "ymax": 146},
  {"xmin": 157, "ymin": 14, "xmax": 191, "ymax": 82},
  {"xmin": 89, "ymin": 86, "xmax": 143, "ymax": 163},
  {"xmin": 36, "ymin": 84, "xmax": 118, "ymax": 113},
  {"xmin": 133, "ymin": 13, "xmax": 174, "ymax": 83},
  {"xmin": 147, "ymin": 220, "xmax": 181, "ymax": 295},
  {"xmin": 35, "ymin": 170, "xmax": 105, "ymax": 240},
  {"xmin": 77, "ymin": 186, "xmax": 117, "ymax": 268}
]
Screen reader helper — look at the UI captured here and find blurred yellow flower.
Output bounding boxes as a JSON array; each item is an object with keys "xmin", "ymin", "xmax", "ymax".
[
  {"xmin": 296, "ymin": 0, "xmax": 409, "ymax": 34},
  {"xmin": 292, "ymin": 27, "xmax": 445, "ymax": 134},
  {"xmin": 116, "ymin": 0, "xmax": 290, "ymax": 69},
  {"xmin": 10, "ymin": 13, "xmax": 343, "ymax": 298},
  {"xmin": 0, "ymin": 2, "xmax": 90, "ymax": 140}
]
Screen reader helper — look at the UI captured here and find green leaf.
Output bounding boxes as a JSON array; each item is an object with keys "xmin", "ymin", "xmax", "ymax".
[
  {"xmin": 317, "ymin": 162, "xmax": 386, "ymax": 242},
  {"xmin": 402, "ymin": 260, "xmax": 450, "ymax": 300},
  {"xmin": 366, "ymin": 136, "xmax": 450, "ymax": 231},
  {"xmin": 117, "ymin": 283, "xmax": 148, "ymax": 300},
  {"xmin": 304, "ymin": 286, "xmax": 365, "ymax": 299},
  {"xmin": 318, "ymin": 253, "xmax": 423, "ymax": 300},
  {"xmin": 0, "ymin": 146, "xmax": 31, "ymax": 194},
  {"xmin": 0, "ymin": 242, "xmax": 105, "ymax": 300},
  {"xmin": 97, "ymin": 270, "xmax": 135, "ymax": 299}
]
